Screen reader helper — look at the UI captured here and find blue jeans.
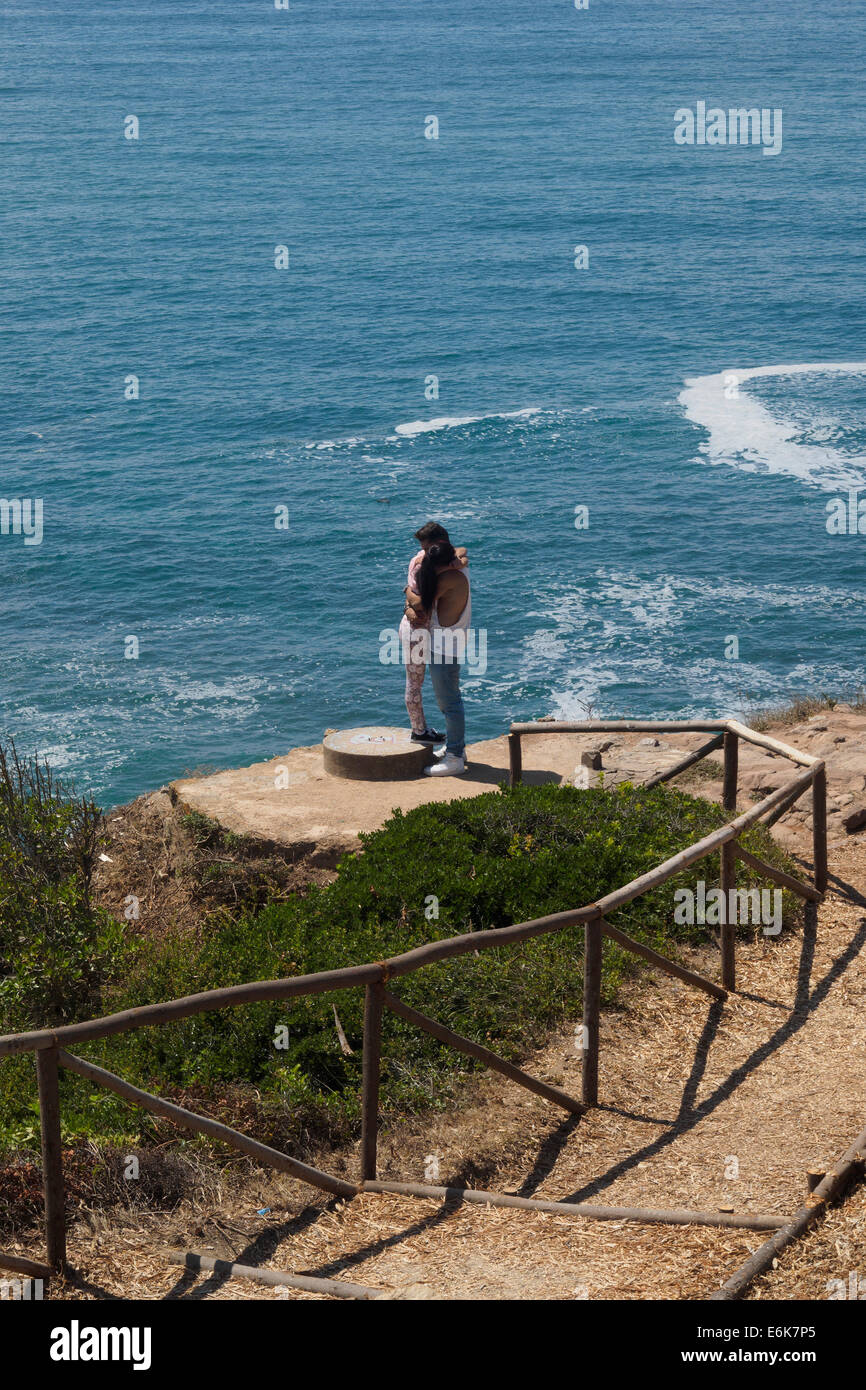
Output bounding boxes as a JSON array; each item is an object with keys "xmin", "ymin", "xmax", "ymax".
[{"xmin": 429, "ymin": 657, "xmax": 465, "ymax": 758}]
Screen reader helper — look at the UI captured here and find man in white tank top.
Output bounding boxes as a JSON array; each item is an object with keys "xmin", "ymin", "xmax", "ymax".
[{"xmin": 424, "ymin": 558, "xmax": 470, "ymax": 776}]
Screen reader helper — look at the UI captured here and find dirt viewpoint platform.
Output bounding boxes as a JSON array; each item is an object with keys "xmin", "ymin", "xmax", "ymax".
[{"xmin": 171, "ymin": 704, "xmax": 866, "ymax": 862}]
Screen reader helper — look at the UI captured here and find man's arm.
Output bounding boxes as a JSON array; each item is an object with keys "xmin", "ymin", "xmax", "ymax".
[{"xmin": 404, "ymin": 585, "xmax": 426, "ymax": 626}]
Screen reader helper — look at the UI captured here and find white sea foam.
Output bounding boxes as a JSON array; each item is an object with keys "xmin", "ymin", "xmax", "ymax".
[
  {"xmin": 679, "ymin": 362, "xmax": 866, "ymax": 491},
  {"xmin": 392, "ymin": 407, "xmax": 541, "ymax": 438},
  {"xmin": 39, "ymin": 744, "xmax": 81, "ymax": 770},
  {"xmin": 158, "ymin": 675, "xmax": 266, "ymax": 706},
  {"xmin": 300, "ymin": 410, "xmax": 547, "ymax": 450},
  {"xmin": 526, "ymin": 564, "xmax": 866, "ymax": 723},
  {"xmin": 546, "ymin": 660, "xmax": 626, "ymax": 721}
]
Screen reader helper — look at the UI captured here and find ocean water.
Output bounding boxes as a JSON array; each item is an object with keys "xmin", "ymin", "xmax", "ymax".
[{"xmin": 2, "ymin": 0, "xmax": 865, "ymax": 807}]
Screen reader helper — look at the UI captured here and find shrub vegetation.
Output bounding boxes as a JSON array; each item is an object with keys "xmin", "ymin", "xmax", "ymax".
[{"xmin": 0, "ymin": 760, "xmax": 802, "ymax": 1161}]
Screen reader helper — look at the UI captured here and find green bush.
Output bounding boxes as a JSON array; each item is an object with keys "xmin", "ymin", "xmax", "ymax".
[
  {"xmin": 74, "ymin": 781, "xmax": 799, "ymax": 1149},
  {"xmin": 0, "ymin": 741, "xmax": 128, "ymax": 1030},
  {"xmin": 0, "ymin": 777, "xmax": 803, "ymax": 1155}
]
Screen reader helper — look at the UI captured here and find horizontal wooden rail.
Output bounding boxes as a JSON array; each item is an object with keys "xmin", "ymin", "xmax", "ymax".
[
  {"xmin": 708, "ymin": 1118, "xmax": 866, "ymax": 1299},
  {"xmin": 510, "ymin": 720, "xmax": 730, "ymax": 736},
  {"xmin": 733, "ymin": 844, "xmax": 823, "ymax": 903},
  {"xmin": 725, "ymin": 719, "xmax": 819, "ymax": 768},
  {"xmin": 508, "ymin": 720, "xmax": 817, "ymax": 782},
  {"xmin": 383, "ymin": 989, "xmax": 584, "ymax": 1115},
  {"xmin": 58, "ymin": 1050, "xmax": 357, "ymax": 1200},
  {"xmin": 600, "ymin": 920, "xmax": 727, "ymax": 1000},
  {"xmin": 0, "ymin": 964, "xmax": 383, "ymax": 1059},
  {"xmin": 0, "ymin": 1250, "xmax": 52, "ymax": 1281},
  {"xmin": 642, "ymin": 733, "xmax": 725, "ymax": 791},
  {"xmin": 168, "ymin": 1251, "xmax": 382, "ymax": 1300},
  {"xmin": 382, "ymin": 904, "xmax": 601, "ymax": 979},
  {"xmin": 509, "ymin": 717, "xmax": 817, "ymax": 768},
  {"xmin": 361, "ymin": 1180, "xmax": 788, "ymax": 1231},
  {"xmin": 0, "ymin": 909, "xmax": 601, "ymax": 1058}
]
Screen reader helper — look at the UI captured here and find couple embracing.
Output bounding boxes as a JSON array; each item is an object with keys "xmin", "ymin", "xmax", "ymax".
[{"xmin": 399, "ymin": 521, "xmax": 471, "ymax": 777}]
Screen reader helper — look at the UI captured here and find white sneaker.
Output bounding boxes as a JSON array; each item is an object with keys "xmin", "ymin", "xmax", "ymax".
[{"xmin": 424, "ymin": 752, "xmax": 467, "ymax": 777}]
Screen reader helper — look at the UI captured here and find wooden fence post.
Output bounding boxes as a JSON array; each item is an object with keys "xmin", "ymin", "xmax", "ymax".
[
  {"xmin": 509, "ymin": 732, "xmax": 522, "ymax": 788},
  {"xmin": 723, "ymin": 731, "xmax": 738, "ymax": 813},
  {"xmin": 360, "ymin": 978, "xmax": 385, "ymax": 1182},
  {"xmin": 36, "ymin": 1046, "xmax": 66, "ymax": 1272},
  {"xmin": 720, "ymin": 839, "xmax": 737, "ymax": 991},
  {"xmin": 812, "ymin": 765, "xmax": 828, "ymax": 894},
  {"xmin": 582, "ymin": 918, "xmax": 602, "ymax": 1105}
]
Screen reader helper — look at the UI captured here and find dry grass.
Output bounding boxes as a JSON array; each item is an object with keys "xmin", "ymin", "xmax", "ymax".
[
  {"xmin": 672, "ymin": 757, "xmax": 724, "ymax": 788},
  {"xmin": 743, "ymin": 689, "xmax": 866, "ymax": 732},
  {"xmin": 93, "ymin": 792, "xmax": 335, "ymax": 940}
]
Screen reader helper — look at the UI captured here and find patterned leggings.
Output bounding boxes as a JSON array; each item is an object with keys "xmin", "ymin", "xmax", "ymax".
[
  {"xmin": 405, "ymin": 658, "xmax": 427, "ymax": 733},
  {"xmin": 400, "ymin": 615, "xmax": 428, "ymax": 733}
]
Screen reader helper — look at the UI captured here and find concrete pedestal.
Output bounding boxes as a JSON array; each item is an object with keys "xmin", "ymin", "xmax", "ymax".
[{"xmin": 322, "ymin": 727, "xmax": 435, "ymax": 781}]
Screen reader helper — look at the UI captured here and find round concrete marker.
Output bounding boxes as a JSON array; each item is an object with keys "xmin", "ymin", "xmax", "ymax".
[{"xmin": 323, "ymin": 727, "xmax": 435, "ymax": 781}]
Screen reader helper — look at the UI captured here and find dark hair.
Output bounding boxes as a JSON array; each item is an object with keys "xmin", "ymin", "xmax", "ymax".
[
  {"xmin": 416, "ymin": 542, "xmax": 456, "ymax": 612},
  {"xmin": 414, "ymin": 521, "xmax": 450, "ymax": 545}
]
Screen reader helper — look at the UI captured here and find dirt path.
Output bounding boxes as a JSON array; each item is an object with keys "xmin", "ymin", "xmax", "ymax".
[{"xmin": 28, "ymin": 825, "xmax": 866, "ymax": 1302}]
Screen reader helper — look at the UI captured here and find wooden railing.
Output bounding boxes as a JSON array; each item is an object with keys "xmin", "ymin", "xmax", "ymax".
[{"xmin": 0, "ymin": 719, "xmax": 827, "ymax": 1290}]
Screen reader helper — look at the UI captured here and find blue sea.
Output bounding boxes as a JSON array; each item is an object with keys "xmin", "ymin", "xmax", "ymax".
[{"xmin": 2, "ymin": 0, "xmax": 865, "ymax": 808}]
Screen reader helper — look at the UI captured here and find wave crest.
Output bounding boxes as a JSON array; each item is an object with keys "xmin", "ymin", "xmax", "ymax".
[{"xmin": 679, "ymin": 362, "xmax": 866, "ymax": 491}]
